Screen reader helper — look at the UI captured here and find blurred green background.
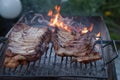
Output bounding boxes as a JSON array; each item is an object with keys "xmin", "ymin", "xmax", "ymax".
[{"xmin": 21, "ymin": 0, "xmax": 120, "ymax": 40}]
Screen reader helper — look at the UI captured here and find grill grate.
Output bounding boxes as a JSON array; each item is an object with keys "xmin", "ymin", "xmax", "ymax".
[
  {"xmin": 0, "ymin": 13, "xmax": 119, "ymax": 80},
  {"xmin": 0, "ymin": 41, "xmax": 108, "ymax": 79}
]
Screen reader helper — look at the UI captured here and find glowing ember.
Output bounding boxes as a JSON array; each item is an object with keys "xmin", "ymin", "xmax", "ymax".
[
  {"xmin": 48, "ymin": 5, "xmax": 71, "ymax": 32},
  {"xmin": 81, "ymin": 27, "xmax": 89, "ymax": 34},
  {"xmin": 96, "ymin": 32, "xmax": 101, "ymax": 40}
]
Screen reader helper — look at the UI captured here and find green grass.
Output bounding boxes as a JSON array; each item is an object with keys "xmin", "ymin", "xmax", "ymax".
[{"xmin": 110, "ymin": 32, "xmax": 120, "ymax": 40}]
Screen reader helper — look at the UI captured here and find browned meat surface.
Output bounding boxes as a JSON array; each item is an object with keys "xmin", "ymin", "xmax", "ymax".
[
  {"xmin": 53, "ymin": 28, "xmax": 101, "ymax": 63},
  {"xmin": 57, "ymin": 29, "xmax": 75, "ymax": 47},
  {"xmin": 72, "ymin": 52, "xmax": 102, "ymax": 63},
  {"xmin": 4, "ymin": 23, "xmax": 51, "ymax": 68}
]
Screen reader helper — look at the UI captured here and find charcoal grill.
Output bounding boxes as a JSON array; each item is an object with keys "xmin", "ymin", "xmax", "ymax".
[{"xmin": 0, "ymin": 13, "xmax": 119, "ymax": 80}]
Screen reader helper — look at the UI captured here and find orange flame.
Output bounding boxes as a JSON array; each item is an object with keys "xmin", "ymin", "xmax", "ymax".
[
  {"xmin": 81, "ymin": 24, "xmax": 94, "ymax": 34},
  {"xmin": 96, "ymin": 32, "xmax": 101, "ymax": 40},
  {"xmin": 55, "ymin": 5, "xmax": 61, "ymax": 12},
  {"xmin": 89, "ymin": 24, "xmax": 93, "ymax": 32},
  {"xmin": 48, "ymin": 9, "xmax": 53, "ymax": 16},
  {"xmin": 48, "ymin": 5, "xmax": 71, "ymax": 32},
  {"xmin": 49, "ymin": 13, "xmax": 59, "ymax": 26},
  {"xmin": 81, "ymin": 27, "xmax": 89, "ymax": 34}
]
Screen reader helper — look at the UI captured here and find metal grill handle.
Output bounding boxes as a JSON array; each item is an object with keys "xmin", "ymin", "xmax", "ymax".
[
  {"xmin": 97, "ymin": 40, "xmax": 119, "ymax": 65},
  {"xmin": 105, "ymin": 40, "xmax": 119, "ymax": 65}
]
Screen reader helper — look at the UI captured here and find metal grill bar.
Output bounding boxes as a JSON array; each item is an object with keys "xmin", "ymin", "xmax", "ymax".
[{"xmin": 96, "ymin": 39, "xmax": 119, "ymax": 65}]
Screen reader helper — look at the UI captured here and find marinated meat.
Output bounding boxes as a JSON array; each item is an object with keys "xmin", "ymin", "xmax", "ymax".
[
  {"xmin": 54, "ymin": 29, "xmax": 75, "ymax": 48},
  {"xmin": 53, "ymin": 28, "xmax": 101, "ymax": 63},
  {"xmin": 72, "ymin": 52, "xmax": 102, "ymax": 63},
  {"xmin": 4, "ymin": 23, "xmax": 51, "ymax": 68}
]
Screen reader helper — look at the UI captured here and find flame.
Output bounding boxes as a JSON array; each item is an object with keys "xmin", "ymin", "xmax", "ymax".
[
  {"xmin": 96, "ymin": 32, "xmax": 101, "ymax": 40},
  {"xmin": 96, "ymin": 32, "xmax": 101, "ymax": 37},
  {"xmin": 55, "ymin": 5, "xmax": 60, "ymax": 12},
  {"xmin": 81, "ymin": 27, "xmax": 89, "ymax": 34},
  {"xmin": 49, "ymin": 13, "xmax": 59, "ymax": 26},
  {"xmin": 48, "ymin": 5, "xmax": 71, "ymax": 32},
  {"xmin": 81, "ymin": 24, "xmax": 94, "ymax": 34},
  {"xmin": 89, "ymin": 24, "xmax": 93, "ymax": 32},
  {"xmin": 48, "ymin": 9, "xmax": 53, "ymax": 16}
]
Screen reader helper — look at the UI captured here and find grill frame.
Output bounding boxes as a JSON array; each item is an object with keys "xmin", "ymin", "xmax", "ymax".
[{"xmin": 0, "ymin": 13, "xmax": 118, "ymax": 80}]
